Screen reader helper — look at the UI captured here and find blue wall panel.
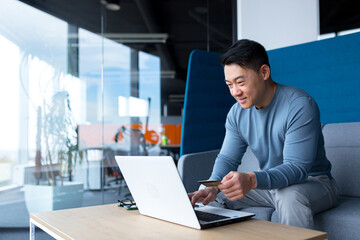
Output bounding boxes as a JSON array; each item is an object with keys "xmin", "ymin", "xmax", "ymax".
[
  {"xmin": 180, "ymin": 50, "xmax": 235, "ymax": 155},
  {"xmin": 268, "ymin": 32, "xmax": 360, "ymax": 124}
]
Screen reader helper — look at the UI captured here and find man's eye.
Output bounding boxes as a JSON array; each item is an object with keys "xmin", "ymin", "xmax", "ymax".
[{"xmin": 227, "ymin": 84, "xmax": 232, "ymax": 88}]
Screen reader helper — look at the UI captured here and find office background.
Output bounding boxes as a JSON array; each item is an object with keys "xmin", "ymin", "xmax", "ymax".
[{"xmin": 1, "ymin": 0, "xmax": 360, "ymax": 239}]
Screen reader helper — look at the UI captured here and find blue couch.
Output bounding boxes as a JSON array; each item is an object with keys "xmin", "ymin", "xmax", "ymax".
[{"xmin": 177, "ymin": 121, "xmax": 360, "ymax": 239}]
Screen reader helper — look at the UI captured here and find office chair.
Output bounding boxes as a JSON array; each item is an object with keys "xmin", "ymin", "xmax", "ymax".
[{"xmin": 103, "ymin": 126, "xmax": 148, "ymax": 194}]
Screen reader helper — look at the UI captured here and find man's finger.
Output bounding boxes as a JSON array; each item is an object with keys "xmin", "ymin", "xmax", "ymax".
[
  {"xmin": 191, "ymin": 192, "xmax": 203, "ymax": 207},
  {"xmin": 219, "ymin": 177, "xmax": 235, "ymax": 190},
  {"xmin": 222, "ymin": 172, "xmax": 233, "ymax": 182},
  {"xmin": 202, "ymin": 193, "xmax": 214, "ymax": 206}
]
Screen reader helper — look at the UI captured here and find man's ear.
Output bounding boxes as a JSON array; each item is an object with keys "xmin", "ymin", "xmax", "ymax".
[{"xmin": 259, "ymin": 64, "xmax": 271, "ymax": 80}]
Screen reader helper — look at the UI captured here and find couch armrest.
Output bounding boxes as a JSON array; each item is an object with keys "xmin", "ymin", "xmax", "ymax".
[{"xmin": 177, "ymin": 149, "xmax": 220, "ymax": 193}]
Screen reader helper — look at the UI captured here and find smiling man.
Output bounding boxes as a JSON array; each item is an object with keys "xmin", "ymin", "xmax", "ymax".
[{"xmin": 188, "ymin": 39, "xmax": 339, "ymax": 229}]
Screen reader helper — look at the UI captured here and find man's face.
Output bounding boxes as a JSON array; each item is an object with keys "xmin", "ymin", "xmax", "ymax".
[{"xmin": 224, "ymin": 63, "xmax": 270, "ymax": 109}]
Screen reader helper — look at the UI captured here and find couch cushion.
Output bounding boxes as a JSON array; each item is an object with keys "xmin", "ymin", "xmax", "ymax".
[
  {"xmin": 322, "ymin": 122, "xmax": 360, "ymax": 197},
  {"xmin": 314, "ymin": 196, "xmax": 360, "ymax": 240}
]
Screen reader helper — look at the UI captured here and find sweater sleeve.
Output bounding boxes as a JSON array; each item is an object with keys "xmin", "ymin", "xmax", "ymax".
[
  {"xmin": 254, "ymin": 96, "xmax": 320, "ymax": 189},
  {"xmin": 209, "ymin": 108, "xmax": 247, "ymax": 181}
]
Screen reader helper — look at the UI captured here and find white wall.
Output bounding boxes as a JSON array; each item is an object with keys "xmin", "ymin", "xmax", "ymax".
[{"xmin": 237, "ymin": 0, "xmax": 319, "ymax": 50}]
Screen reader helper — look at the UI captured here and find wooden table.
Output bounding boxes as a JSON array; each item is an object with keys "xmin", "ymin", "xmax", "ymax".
[{"xmin": 30, "ymin": 204, "xmax": 327, "ymax": 240}]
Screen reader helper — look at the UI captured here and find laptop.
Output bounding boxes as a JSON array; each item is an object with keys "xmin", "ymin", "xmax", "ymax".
[{"xmin": 115, "ymin": 156, "xmax": 255, "ymax": 229}]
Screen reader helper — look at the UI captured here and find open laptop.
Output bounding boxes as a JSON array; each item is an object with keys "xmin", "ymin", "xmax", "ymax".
[{"xmin": 115, "ymin": 156, "xmax": 255, "ymax": 229}]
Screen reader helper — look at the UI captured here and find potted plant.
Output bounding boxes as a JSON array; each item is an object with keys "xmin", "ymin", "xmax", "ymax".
[{"xmin": 24, "ymin": 91, "xmax": 84, "ymax": 213}]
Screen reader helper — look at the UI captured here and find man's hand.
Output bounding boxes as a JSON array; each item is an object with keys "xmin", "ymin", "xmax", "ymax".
[
  {"xmin": 188, "ymin": 187, "xmax": 218, "ymax": 208},
  {"xmin": 218, "ymin": 171, "xmax": 257, "ymax": 201}
]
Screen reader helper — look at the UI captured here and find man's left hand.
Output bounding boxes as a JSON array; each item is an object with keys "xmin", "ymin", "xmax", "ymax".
[{"xmin": 218, "ymin": 171, "xmax": 257, "ymax": 201}]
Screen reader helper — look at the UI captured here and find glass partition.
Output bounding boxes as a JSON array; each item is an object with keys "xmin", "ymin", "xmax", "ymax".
[{"xmin": 0, "ymin": 0, "xmax": 234, "ymax": 234}]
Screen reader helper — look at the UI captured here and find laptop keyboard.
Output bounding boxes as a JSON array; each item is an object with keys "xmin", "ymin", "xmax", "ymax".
[{"xmin": 195, "ymin": 210, "xmax": 230, "ymax": 222}]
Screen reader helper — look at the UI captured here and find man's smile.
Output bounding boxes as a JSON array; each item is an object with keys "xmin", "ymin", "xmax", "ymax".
[{"xmin": 236, "ymin": 97, "xmax": 247, "ymax": 104}]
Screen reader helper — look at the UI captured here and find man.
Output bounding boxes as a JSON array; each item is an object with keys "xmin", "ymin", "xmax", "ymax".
[{"xmin": 189, "ymin": 39, "xmax": 339, "ymax": 229}]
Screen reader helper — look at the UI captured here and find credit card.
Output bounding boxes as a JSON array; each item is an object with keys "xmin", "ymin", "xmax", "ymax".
[{"xmin": 198, "ymin": 180, "xmax": 221, "ymax": 187}]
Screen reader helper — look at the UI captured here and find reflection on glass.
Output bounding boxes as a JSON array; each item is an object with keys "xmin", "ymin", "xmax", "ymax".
[
  {"xmin": 139, "ymin": 51, "xmax": 161, "ymax": 147},
  {"xmin": 0, "ymin": 0, "xmax": 67, "ymax": 189},
  {"xmin": 0, "ymin": 0, "xmax": 87, "ymax": 223},
  {"xmin": 118, "ymin": 96, "xmax": 149, "ymax": 117},
  {"xmin": 139, "ymin": 51, "xmax": 161, "ymax": 126}
]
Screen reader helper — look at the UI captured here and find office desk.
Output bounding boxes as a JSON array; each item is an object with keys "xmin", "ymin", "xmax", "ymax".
[
  {"xmin": 30, "ymin": 204, "xmax": 327, "ymax": 240},
  {"xmin": 160, "ymin": 144, "xmax": 180, "ymax": 162}
]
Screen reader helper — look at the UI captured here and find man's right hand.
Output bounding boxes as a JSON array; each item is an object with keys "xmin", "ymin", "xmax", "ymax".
[{"xmin": 188, "ymin": 187, "xmax": 218, "ymax": 208}]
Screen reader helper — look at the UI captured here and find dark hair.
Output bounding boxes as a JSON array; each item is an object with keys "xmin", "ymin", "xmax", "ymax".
[{"xmin": 219, "ymin": 39, "xmax": 270, "ymax": 71}]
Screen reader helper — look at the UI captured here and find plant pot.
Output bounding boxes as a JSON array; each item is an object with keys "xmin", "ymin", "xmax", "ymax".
[{"xmin": 24, "ymin": 181, "xmax": 84, "ymax": 213}]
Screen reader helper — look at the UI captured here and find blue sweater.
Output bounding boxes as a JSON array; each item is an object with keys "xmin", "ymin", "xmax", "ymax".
[{"xmin": 210, "ymin": 84, "xmax": 332, "ymax": 189}]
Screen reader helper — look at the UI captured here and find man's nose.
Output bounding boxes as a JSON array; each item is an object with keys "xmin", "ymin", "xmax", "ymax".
[{"xmin": 231, "ymin": 85, "xmax": 242, "ymax": 96}]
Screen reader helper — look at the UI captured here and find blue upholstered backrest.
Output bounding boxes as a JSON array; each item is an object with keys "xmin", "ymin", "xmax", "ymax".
[
  {"xmin": 268, "ymin": 32, "xmax": 360, "ymax": 124},
  {"xmin": 181, "ymin": 33, "xmax": 360, "ymax": 155},
  {"xmin": 180, "ymin": 50, "xmax": 235, "ymax": 155}
]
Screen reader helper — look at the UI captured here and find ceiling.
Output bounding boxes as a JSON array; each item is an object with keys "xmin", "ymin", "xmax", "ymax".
[{"xmin": 18, "ymin": 0, "xmax": 360, "ymax": 115}]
